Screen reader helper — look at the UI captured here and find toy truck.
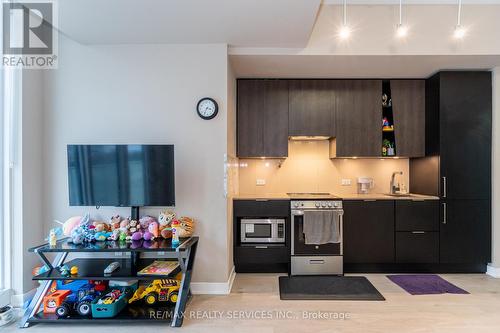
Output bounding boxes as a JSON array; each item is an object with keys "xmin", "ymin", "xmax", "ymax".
[
  {"xmin": 128, "ymin": 279, "xmax": 180, "ymax": 305},
  {"xmin": 55, "ymin": 284, "xmax": 102, "ymax": 317}
]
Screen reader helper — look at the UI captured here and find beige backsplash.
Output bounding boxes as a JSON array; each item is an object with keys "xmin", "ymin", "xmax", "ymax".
[{"xmin": 238, "ymin": 140, "xmax": 409, "ymax": 195}]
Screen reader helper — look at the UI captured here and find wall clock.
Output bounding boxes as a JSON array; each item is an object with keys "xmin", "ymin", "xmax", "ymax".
[{"xmin": 197, "ymin": 97, "xmax": 218, "ymax": 120}]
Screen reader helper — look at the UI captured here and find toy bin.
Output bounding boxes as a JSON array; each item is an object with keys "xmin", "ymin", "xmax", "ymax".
[{"xmin": 91, "ymin": 286, "xmax": 135, "ymax": 318}]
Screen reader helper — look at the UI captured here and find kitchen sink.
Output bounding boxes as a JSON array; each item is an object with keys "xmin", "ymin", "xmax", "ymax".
[{"xmin": 384, "ymin": 193, "xmax": 419, "ymax": 198}]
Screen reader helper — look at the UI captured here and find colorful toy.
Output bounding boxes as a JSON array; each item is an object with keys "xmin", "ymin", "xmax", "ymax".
[
  {"xmin": 59, "ymin": 265, "xmax": 70, "ymax": 277},
  {"xmin": 55, "ymin": 283, "xmax": 102, "ymax": 317},
  {"xmin": 43, "ymin": 290, "xmax": 71, "ymax": 314},
  {"xmin": 70, "ymin": 266, "xmax": 78, "ymax": 275},
  {"xmin": 128, "ymin": 279, "xmax": 180, "ymax": 305},
  {"xmin": 171, "ymin": 220, "xmax": 180, "ymax": 247}
]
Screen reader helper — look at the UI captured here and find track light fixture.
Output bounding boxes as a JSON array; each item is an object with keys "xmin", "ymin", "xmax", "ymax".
[
  {"xmin": 396, "ymin": 0, "xmax": 408, "ymax": 38},
  {"xmin": 454, "ymin": 0, "xmax": 466, "ymax": 39},
  {"xmin": 338, "ymin": 0, "xmax": 351, "ymax": 40}
]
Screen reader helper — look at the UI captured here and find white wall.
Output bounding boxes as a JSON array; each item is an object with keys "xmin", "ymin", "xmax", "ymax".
[
  {"xmin": 18, "ymin": 70, "xmax": 45, "ymax": 295},
  {"xmin": 43, "ymin": 35, "xmax": 231, "ymax": 283}
]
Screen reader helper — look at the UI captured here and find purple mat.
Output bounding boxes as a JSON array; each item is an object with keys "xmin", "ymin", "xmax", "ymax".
[{"xmin": 387, "ymin": 274, "xmax": 469, "ymax": 295}]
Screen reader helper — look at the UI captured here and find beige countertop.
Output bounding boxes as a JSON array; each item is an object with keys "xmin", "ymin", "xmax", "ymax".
[{"xmin": 233, "ymin": 193, "xmax": 439, "ymax": 200}]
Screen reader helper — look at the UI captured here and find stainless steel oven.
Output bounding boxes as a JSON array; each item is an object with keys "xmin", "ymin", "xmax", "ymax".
[
  {"xmin": 291, "ymin": 200, "xmax": 344, "ymax": 275},
  {"xmin": 240, "ymin": 218, "xmax": 285, "ymax": 243}
]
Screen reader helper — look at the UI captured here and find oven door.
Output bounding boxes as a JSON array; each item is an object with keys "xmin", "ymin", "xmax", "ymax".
[
  {"xmin": 291, "ymin": 210, "xmax": 342, "ymax": 255},
  {"xmin": 240, "ymin": 219, "xmax": 284, "ymax": 243}
]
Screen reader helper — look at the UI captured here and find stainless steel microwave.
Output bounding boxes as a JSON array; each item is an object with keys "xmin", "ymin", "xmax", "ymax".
[{"xmin": 240, "ymin": 218, "xmax": 285, "ymax": 243}]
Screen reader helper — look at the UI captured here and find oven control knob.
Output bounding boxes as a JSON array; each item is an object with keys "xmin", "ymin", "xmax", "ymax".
[
  {"xmin": 293, "ymin": 202, "xmax": 299, "ymax": 208},
  {"xmin": 315, "ymin": 202, "xmax": 320, "ymax": 207},
  {"xmin": 327, "ymin": 202, "xmax": 333, "ymax": 207},
  {"xmin": 334, "ymin": 202, "xmax": 339, "ymax": 207},
  {"xmin": 301, "ymin": 202, "xmax": 305, "ymax": 207},
  {"xmin": 321, "ymin": 202, "xmax": 327, "ymax": 207}
]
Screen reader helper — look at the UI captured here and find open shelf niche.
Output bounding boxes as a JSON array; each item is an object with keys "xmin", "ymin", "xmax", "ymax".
[{"xmin": 381, "ymin": 80, "xmax": 397, "ymax": 156}]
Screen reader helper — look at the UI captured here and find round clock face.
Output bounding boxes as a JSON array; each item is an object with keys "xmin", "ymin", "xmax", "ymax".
[{"xmin": 197, "ymin": 97, "xmax": 218, "ymax": 120}]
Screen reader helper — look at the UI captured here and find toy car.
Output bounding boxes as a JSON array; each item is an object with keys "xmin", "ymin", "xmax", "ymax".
[
  {"xmin": 55, "ymin": 284, "xmax": 102, "ymax": 318},
  {"xmin": 128, "ymin": 279, "xmax": 180, "ymax": 305}
]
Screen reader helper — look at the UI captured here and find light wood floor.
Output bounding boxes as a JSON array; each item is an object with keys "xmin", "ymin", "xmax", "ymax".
[{"xmin": 5, "ymin": 273, "xmax": 500, "ymax": 332}]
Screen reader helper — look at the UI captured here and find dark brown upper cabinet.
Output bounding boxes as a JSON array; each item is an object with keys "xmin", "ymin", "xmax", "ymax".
[
  {"xmin": 288, "ymin": 80, "xmax": 335, "ymax": 137},
  {"xmin": 391, "ymin": 80, "xmax": 425, "ymax": 157},
  {"xmin": 334, "ymin": 80, "xmax": 382, "ymax": 157},
  {"xmin": 237, "ymin": 79, "xmax": 289, "ymax": 158}
]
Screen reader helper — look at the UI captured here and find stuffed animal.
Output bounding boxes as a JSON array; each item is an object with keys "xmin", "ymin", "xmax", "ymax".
[
  {"xmin": 60, "ymin": 216, "xmax": 81, "ymax": 236},
  {"xmin": 139, "ymin": 216, "xmax": 158, "ymax": 241},
  {"xmin": 159, "ymin": 210, "xmax": 176, "ymax": 239},
  {"xmin": 177, "ymin": 217, "xmax": 195, "ymax": 238},
  {"xmin": 127, "ymin": 219, "xmax": 140, "ymax": 241},
  {"xmin": 70, "ymin": 213, "xmax": 95, "ymax": 244}
]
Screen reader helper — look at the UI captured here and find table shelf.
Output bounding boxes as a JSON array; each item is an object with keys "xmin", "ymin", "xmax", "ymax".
[
  {"xmin": 32, "ymin": 258, "xmax": 182, "ymax": 281},
  {"xmin": 21, "ymin": 237, "xmax": 198, "ymax": 328}
]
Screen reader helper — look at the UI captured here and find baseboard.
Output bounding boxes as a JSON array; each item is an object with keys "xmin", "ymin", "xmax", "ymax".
[
  {"xmin": 0, "ymin": 289, "xmax": 12, "ymax": 307},
  {"xmin": 10, "ymin": 288, "xmax": 36, "ymax": 308},
  {"xmin": 190, "ymin": 266, "xmax": 236, "ymax": 295},
  {"xmin": 486, "ymin": 265, "xmax": 500, "ymax": 278}
]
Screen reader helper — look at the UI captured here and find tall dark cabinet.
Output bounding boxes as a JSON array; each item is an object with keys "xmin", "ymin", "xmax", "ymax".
[
  {"xmin": 335, "ymin": 80, "xmax": 382, "ymax": 157},
  {"xmin": 237, "ymin": 79, "xmax": 289, "ymax": 157},
  {"xmin": 410, "ymin": 71, "xmax": 492, "ymax": 269}
]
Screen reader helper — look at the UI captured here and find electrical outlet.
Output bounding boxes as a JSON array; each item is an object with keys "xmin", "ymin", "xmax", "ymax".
[
  {"xmin": 256, "ymin": 179, "xmax": 266, "ymax": 186},
  {"xmin": 341, "ymin": 179, "xmax": 351, "ymax": 186}
]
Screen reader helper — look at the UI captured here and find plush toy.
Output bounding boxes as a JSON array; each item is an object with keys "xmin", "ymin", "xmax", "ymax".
[
  {"xmin": 57, "ymin": 216, "xmax": 82, "ymax": 236},
  {"xmin": 177, "ymin": 217, "xmax": 195, "ymax": 238},
  {"xmin": 69, "ymin": 213, "xmax": 96, "ymax": 244},
  {"xmin": 159, "ymin": 210, "xmax": 176, "ymax": 227},
  {"xmin": 159, "ymin": 210, "xmax": 176, "ymax": 239},
  {"xmin": 126, "ymin": 219, "xmax": 141, "ymax": 241},
  {"xmin": 139, "ymin": 216, "xmax": 158, "ymax": 241}
]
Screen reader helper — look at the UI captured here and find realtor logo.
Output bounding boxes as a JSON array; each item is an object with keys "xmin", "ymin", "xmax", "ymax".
[{"xmin": 2, "ymin": 0, "xmax": 58, "ymax": 68}]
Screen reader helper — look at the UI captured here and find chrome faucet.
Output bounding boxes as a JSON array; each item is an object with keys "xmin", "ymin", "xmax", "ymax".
[{"xmin": 390, "ymin": 171, "xmax": 403, "ymax": 194}]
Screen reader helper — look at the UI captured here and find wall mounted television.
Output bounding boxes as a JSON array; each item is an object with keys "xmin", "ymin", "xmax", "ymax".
[{"xmin": 67, "ymin": 145, "xmax": 175, "ymax": 212}]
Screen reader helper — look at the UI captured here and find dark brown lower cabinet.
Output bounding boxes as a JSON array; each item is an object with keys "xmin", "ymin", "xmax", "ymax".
[
  {"xmin": 440, "ymin": 199, "xmax": 491, "ymax": 264},
  {"xmin": 396, "ymin": 232, "xmax": 439, "ymax": 263},
  {"xmin": 343, "ymin": 200, "xmax": 395, "ymax": 263}
]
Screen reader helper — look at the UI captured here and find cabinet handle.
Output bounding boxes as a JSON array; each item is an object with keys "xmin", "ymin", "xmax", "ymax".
[
  {"xmin": 411, "ymin": 231, "xmax": 425, "ymax": 234},
  {"xmin": 309, "ymin": 260, "xmax": 325, "ymax": 264},
  {"xmin": 255, "ymin": 245, "xmax": 268, "ymax": 249},
  {"xmin": 255, "ymin": 199, "xmax": 269, "ymax": 202},
  {"xmin": 442, "ymin": 177, "xmax": 447, "ymax": 198},
  {"xmin": 363, "ymin": 199, "xmax": 376, "ymax": 202},
  {"xmin": 442, "ymin": 202, "xmax": 447, "ymax": 224}
]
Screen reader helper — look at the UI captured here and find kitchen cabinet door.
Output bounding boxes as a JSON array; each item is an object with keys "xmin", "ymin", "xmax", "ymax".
[
  {"xmin": 237, "ymin": 80, "xmax": 289, "ymax": 157},
  {"xmin": 395, "ymin": 200, "xmax": 439, "ymax": 231},
  {"xmin": 335, "ymin": 80, "xmax": 382, "ymax": 157},
  {"xmin": 237, "ymin": 80, "xmax": 264, "ymax": 157},
  {"xmin": 343, "ymin": 200, "xmax": 395, "ymax": 263},
  {"xmin": 439, "ymin": 72, "xmax": 492, "ymax": 200},
  {"xmin": 263, "ymin": 80, "xmax": 289, "ymax": 157},
  {"xmin": 289, "ymin": 80, "xmax": 335, "ymax": 136},
  {"xmin": 440, "ymin": 199, "xmax": 491, "ymax": 264},
  {"xmin": 396, "ymin": 232, "xmax": 439, "ymax": 263},
  {"xmin": 391, "ymin": 80, "xmax": 425, "ymax": 157}
]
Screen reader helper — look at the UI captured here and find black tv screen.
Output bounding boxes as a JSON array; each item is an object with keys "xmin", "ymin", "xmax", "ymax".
[{"xmin": 67, "ymin": 145, "xmax": 175, "ymax": 207}]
